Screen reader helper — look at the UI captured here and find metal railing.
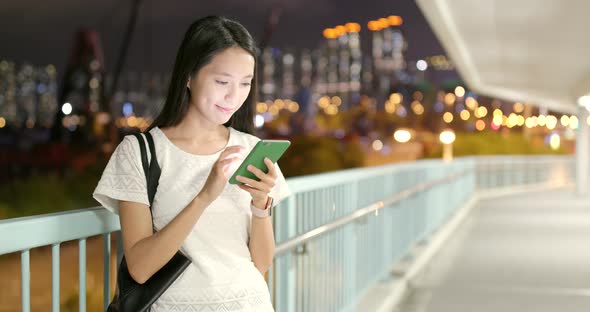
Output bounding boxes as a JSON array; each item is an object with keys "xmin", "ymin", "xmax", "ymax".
[
  {"xmin": 0, "ymin": 208, "xmax": 120, "ymax": 312},
  {"xmin": 269, "ymin": 155, "xmax": 573, "ymax": 311},
  {"xmin": 0, "ymin": 155, "xmax": 574, "ymax": 311}
]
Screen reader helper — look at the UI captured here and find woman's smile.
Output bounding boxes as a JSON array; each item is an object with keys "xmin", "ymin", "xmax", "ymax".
[{"xmin": 215, "ymin": 105, "xmax": 234, "ymax": 114}]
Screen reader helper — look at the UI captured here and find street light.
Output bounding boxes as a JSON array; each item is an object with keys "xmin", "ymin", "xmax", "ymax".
[
  {"xmin": 416, "ymin": 60, "xmax": 428, "ymax": 71},
  {"xmin": 578, "ymin": 95, "xmax": 590, "ymax": 110},
  {"xmin": 393, "ymin": 129, "xmax": 412, "ymax": 143},
  {"xmin": 439, "ymin": 129, "xmax": 456, "ymax": 162},
  {"xmin": 61, "ymin": 102, "xmax": 73, "ymax": 115}
]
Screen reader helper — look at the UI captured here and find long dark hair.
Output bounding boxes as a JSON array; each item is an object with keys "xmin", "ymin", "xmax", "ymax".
[{"xmin": 149, "ymin": 16, "xmax": 258, "ymax": 134}]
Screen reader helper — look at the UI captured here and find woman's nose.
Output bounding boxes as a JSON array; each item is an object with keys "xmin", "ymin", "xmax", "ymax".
[{"xmin": 225, "ymin": 83, "xmax": 239, "ymax": 102}]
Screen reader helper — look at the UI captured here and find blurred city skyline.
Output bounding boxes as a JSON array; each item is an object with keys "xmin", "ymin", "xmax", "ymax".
[
  {"xmin": 0, "ymin": 0, "xmax": 447, "ymax": 74},
  {"xmin": 0, "ymin": 0, "xmax": 573, "ymax": 218}
]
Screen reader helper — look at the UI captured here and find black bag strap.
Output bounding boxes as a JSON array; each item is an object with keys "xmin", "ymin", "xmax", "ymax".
[
  {"xmin": 132, "ymin": 132, "xmax": 160, "ymax": 210},
  {"xmin": 145, "ymin": 132, "xmax": 161, "ymax": 206},
  {"xmin": 133, "ymin": 133, "xmax": 150, "ymax": 183}
]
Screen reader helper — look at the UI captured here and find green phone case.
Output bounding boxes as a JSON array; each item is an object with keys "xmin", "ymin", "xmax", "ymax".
[{"xmin": 229, "ymin": 140, "xmax": 291, "ymax": 185}]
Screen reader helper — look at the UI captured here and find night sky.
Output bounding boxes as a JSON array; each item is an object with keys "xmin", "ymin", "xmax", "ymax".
[{"xmin": 1, "ymin": 0, "xmax": 446, "ymax": 74}]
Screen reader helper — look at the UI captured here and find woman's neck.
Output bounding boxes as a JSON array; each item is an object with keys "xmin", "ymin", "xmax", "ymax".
[{"xmin": 164, "ymin": 115, "xmax": 228, "ymax": 147}]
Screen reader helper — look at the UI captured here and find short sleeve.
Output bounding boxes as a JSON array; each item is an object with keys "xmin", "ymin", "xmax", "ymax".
[
  {"xmin": 270, "ymin": 164, "xmax": 291, "ymax": 207},
  {"xmin": 93, "ymin": 136, "xmax": 149, "ymax": 215}
]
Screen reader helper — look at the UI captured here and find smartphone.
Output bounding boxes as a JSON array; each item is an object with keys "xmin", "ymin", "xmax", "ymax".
[{"xmin": 229, "ymin": 140, "xmax": 291, "ymax": 185}]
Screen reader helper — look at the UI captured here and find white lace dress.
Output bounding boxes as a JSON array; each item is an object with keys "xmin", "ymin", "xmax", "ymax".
[{"xmin": 93, "ymin": 127, "xmax": 290, "ymax": 312}]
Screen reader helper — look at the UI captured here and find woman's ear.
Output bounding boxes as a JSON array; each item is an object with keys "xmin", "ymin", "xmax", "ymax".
[{"xmin": 186, "ymin": 77, "xmax": 191, "ymax": 90}]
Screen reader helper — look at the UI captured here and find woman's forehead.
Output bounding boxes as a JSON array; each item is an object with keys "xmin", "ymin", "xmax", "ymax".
[
  {"xmin": 207, "ymin": 48, "xmax": 254, "ymax": 72},
  {"xmin": 193, "ymin": 48, "xmax": 254, "ymax": 80}
]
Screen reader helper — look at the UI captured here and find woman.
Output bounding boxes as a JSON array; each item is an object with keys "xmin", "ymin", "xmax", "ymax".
[{"xmin": 93, "ymin": 16, "xmax": 290, "ymax": 311}]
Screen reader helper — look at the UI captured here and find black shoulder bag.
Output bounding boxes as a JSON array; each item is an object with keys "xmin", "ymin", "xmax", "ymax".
[{"xmin": 107, "ymin": 132, "xmax": 191, "ymax": 312}]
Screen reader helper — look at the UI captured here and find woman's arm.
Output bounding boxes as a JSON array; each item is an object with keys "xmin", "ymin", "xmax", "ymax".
[
  {"xmin": 120, "ymin": 145, "xmax": 244, "ymax": 284},
  {"xmin": 236, "ymin": 158, "xmax": 279, "ymax": 275},
  {"xmin": 248, "ymin": 198, "xmax": 275, "ymax": 275},
  {"xmin": 119, "ymin": 195, "xmax": 210, "ymax": 284}
]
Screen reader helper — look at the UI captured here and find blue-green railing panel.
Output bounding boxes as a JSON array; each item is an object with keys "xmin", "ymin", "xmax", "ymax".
[{"xmin": 0, "ymin": 155, "xmax": 573, "ymax": 311}]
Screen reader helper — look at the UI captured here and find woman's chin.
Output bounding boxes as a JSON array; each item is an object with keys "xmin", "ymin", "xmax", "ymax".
[{"xmin": 210, "ymin": 115, "xmax": 232, "ymax": 126}]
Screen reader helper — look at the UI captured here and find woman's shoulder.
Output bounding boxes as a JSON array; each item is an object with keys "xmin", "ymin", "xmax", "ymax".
[
  {"xmin": 116, "ymin": 128, "xmax": 162, "ymax": 153},
  {"xmin": 113, "ymin": 134, "xmax": 139, "ymax": 155},
  {"xmin": 110, "ymin": 132, "xmax": 155, "ymax": 164}
]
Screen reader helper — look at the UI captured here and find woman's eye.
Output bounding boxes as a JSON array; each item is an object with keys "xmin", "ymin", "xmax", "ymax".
[
  {"xmin": 215, "ymin": 80, "xmax": 228, "ymax": 85},
  {"xmin": 241, "ymin": 82, "xmax": 252, "ymax": 87}
]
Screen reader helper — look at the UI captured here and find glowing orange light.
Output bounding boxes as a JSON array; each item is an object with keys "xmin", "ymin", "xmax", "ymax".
[
  {"xmin": 323, "ymin": 28, "xmax": 337, "ymax": 39},
  {"xmin": 334, "ymin": 25, "xmax": 347, "ymax": 36},
  {"xmin": 387, "ymin": 15, "xmax": 403, "ymax": 26},
  {"xmin": 367, "ymin": 20, "xmax": 381, "ymax": 31},
  {"xmin": 345, "ymin": 22, "xmax": 361, "ymax": 32}
]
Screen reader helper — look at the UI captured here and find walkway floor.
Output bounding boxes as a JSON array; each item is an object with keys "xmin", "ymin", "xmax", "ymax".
[{"xmin": 395, "ymin": 188, "xmax": 590, "ymax": 312}]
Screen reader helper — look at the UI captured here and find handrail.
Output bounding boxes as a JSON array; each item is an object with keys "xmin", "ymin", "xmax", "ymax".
[
  {"xmin": 274, "ymin": 170, "xmax": 470, "ymax": 256},
  {"xmin": 0, "ymin": 155, "xmax": 574, "ymax": 312},
  {"xmin": 0, "ymin": 207, "xmax": 119, "ymax": 255}
]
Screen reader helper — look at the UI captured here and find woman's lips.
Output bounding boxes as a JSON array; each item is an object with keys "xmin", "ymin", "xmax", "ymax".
[{"xmin": 215, "ymin": 105, "xmax": 234, "ymax": 113}]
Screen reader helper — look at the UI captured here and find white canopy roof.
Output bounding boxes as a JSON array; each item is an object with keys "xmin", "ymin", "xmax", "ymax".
[{"xmin": 416, "ymin": 0, "xmax": 590, "ymax": 114}]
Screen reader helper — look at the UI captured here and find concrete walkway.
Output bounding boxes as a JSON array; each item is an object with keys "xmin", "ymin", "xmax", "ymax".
[{"xmin": 396, "ymin": 188, "xmax": 590, "ymax": 312}]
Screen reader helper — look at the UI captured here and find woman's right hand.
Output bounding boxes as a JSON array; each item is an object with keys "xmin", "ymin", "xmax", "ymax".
[{"xmin": 198, "ymin": 145, "xmax": 245, "ymax": 203}]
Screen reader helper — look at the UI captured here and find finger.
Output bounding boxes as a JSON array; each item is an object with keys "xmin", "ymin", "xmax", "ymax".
[
  {"xmin": 236, "ymin": 175, "xmax": 267, "ymax": 189},
  {"xmin": 217, "ymin": 158, "xmax": 234, "ymax": 169},
  {"xmin": 246, "ymin": 165, "xmax": 275, "ymax": 186},
  {"xmin": 236, "ymin": 175, "xmax": 271, "ymax": 193},
  {"xmin": 220, "ymin": 145, "xmax": 245, "ymax": 159},
  {"xmin": 264, "ymin": 157, "xmax": 277, "ymax": 178},
  {"xmin": 238, "ymin": 184, "xmax": 267, "ymax": 199},
  {"xmin": 238, "ymin": 183, "xmax": 258, "ymax": 195},
  {"xmin": 219, "ymin": 145, "xmax": 245, "ymax": 160},
  {"xmin": 238, "ymin": 184, "xmax": 256, "ymax": 192}
]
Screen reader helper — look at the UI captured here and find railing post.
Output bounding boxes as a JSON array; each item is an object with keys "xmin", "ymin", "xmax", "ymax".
[
  {"xmin": 52, "ymin": 243, "xmax": 60, "ymax": 312},
  {"xmin": 21, "ymin": 249, "xmax": 30, "ymax": 312},
  {"xmin": 349, "ymin": 181, "xmax": 358, "ymax": 307},
  {"xmin": 103, "ymin": 233, "xmax": 112, "ymax": 310},
  {"xmin": 79, "ymin": 238, "xmax": 87, "ymax": 312},
  {"xmin": 274, "ymin": 195, "xmax": 297, "ymax": 312}
]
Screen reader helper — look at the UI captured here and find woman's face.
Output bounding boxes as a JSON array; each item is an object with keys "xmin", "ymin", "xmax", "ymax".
[{"xmin": 187, "ymin": 46, "xmax": 255, "ymax": 126}]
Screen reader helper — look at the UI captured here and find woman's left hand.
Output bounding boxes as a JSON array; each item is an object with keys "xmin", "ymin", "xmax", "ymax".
[{"xmin": 235, "ymin": 157, "xmax": 277, "ymax": 208}]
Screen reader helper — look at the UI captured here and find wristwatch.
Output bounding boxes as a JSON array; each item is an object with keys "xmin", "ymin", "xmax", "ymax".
[{"xmin": 251, "ymin": 196, "xmax": 274, "ymax": 218}]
